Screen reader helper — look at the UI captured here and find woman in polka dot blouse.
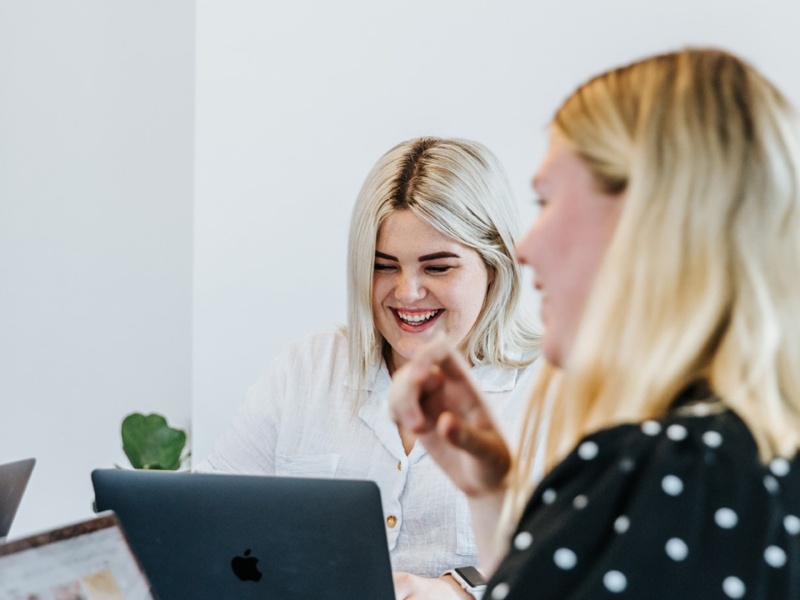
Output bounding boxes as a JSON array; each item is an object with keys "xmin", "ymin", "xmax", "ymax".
[{"xmin": 390, "ymin": 48, "xmax": 800, "ymax": 599}]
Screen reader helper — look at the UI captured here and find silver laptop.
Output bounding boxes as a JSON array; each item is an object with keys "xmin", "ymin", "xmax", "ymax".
[
  {"xmin": 0, "ymin": 511, "xmax": 155, "ymax": 599},
  {"xmin": 91, "ymin": 469, "xmax": 396, "ymax": 600},
  {"xmin": 0, "ymin": 457, "xmax": 35, "ymax": 541}
]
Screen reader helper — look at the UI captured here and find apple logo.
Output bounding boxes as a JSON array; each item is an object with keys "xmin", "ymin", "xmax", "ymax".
[{"xmin": 231, "ymin": 548, "xmax": 263, "ymax": 582}]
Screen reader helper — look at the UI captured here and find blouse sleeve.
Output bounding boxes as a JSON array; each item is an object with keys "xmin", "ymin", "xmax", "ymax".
[
  {"xmin": 193, "ymin": 347, "xmax": 290, "ymax": 475},
  {"xmin": 486, "ymin": 407, "xmax": 800, "ymax": 600}
]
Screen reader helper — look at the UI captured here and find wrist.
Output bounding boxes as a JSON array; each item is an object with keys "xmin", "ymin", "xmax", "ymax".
[
  {"xmin": 441, "ymin": 574, "xmax": 475, "ymax": 599},
  {"xmin": 443, "ymin": 567, "xmax": 487, "ymax": 600}
]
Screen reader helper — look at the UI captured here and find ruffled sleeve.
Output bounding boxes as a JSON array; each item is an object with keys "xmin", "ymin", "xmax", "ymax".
[{"xmin": 486, "ymin": 405, "xmax": 800, "ymax": 600}]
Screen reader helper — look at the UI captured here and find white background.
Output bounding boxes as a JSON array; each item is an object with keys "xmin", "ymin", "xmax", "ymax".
[
  {"xmin": 2, "ymin": 0, "xmax": 799, "ymax": 538},
  {"xmin": 0, "ymin": 1, "xmax": 194, "ymax": 537}
]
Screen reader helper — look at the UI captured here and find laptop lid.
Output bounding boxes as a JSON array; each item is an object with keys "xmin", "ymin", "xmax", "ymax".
[
  {"xmin": 0, "ymin": 457, "xmax": 35, "ymax": 540},
  {"xmin": 0, "ymin": 511, "xmax": 156, "ymax": 599},
  {"xmin": 91, "ymin": 469, "xmax": 396, "ymax": 600}
]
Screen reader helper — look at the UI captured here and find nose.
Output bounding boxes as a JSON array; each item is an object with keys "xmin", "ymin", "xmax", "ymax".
[
  {"xmin": 515, "ymin": 220, "xmax": 539, "ymax": 268},
  {"xmin": 394, "ymin": 272, "xmax": 426, "ymax": 303}
]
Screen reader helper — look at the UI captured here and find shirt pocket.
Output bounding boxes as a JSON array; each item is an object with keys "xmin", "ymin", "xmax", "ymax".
[
  {"xmin": 275, "ymin": 452, "xmax": 340, "ymax": 478},
  {"xmin": 456, "ymin": 493, "xmax": 478, "ymax": 556}
]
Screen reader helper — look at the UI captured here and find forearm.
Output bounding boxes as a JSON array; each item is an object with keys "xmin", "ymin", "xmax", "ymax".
[
  {"xmin": 441, "ymin": 573, "xmax": 478, "ymax": 599},
  {"xmin": 393, "ymin": 571, "xmax": 474, "ymax": 599},
  {"xmin": 467, "ymin": 488, "xmax": 508, "ymax": 576}
]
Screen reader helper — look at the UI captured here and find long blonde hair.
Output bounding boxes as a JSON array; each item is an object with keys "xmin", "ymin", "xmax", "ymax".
[
  {"xmin": 347, "ymin": 137, "xmax": 539, "ymax": 401},
  {"xmin": 508, "ymin": 48, "xmax": 800, "ymax": 522}
]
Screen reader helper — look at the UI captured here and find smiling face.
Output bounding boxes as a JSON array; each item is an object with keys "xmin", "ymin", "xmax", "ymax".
[
  {"xmin": 516, "ymin": 132, "xmax": 623, "ymax": 367},
  {"xmin": 372, "ymin": 210, "xmax": 493, "ymax": 373}
]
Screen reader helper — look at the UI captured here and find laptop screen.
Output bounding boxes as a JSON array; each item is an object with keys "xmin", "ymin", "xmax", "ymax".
[
  {"xmin": 0, "ymin": 511, "xmax": 155, "ymax": 600},
  {"xmin": 92, "ymin": 469, "xmax": 397, "ymax": 600},
  {"xmin": 0, "ymin": 457, "xmax": 36, "ymax": 540}
]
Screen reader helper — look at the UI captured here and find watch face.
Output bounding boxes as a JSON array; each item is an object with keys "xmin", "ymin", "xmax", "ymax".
[{"xmin": 455, "ymin": 566, "xmax": 487, "ymax": 587}]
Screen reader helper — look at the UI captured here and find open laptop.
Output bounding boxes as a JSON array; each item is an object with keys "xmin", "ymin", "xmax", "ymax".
[
  {"xmin": 91, "ymin": 469, "xmax": 396, "ymax": 600},
  {"xmin": 0, "ymin": 511, "xmax": 155, "ymax": 599},
  {"xmin": 0, "ymin": 457, "xmax": 35, "ymax": 541}
]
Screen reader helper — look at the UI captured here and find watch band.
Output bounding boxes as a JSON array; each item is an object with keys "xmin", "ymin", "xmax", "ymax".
[{"xmin": 444, "ymin": 567, "xmax": 487, "ymax": 600}]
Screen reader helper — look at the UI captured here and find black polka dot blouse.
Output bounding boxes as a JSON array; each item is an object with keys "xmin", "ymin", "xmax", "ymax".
[{"xmin": 486, "ymin": 385, "xmax": 800, "ymax": 599}]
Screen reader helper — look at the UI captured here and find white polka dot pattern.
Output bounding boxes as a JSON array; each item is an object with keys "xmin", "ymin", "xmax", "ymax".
[
  {"xmin": 688, "ymin": 402, "xmax": 713, "ymax": 416},
  {"xmin": 764, "ymin": 475, "xmax": 780, "ymax": 494},
  {"xmin": 485, "ymin": 405, "xmax": 800, "ymax": 599},
  {"xmin": 513, "ymin": 531, "xmax": 533, "ymax": 551},
  {"xmin": 703, "ymin": 430, "xmax": 723, "ymax": 447},
  {"xmin": 764, "ymin": 545, "xmax": 787, "ymax": 568},
  {"xmin": 490, "ymin": 582, "xmax": 509, "ymax": 600},
  {"xmin": 714, "ymin": 508, "xmax": 738, "ymax": 529},
  {"xmin": 603, "ymin": 570, "xmax": 627, "ymax": 593},
  {"xmin": 770, "ymin": 458, "xmax": 790, "ymax": 477},
  {"xmin": 618, "ymin": 457, "xmax": 635, "ymax": 472},
  {"xmin": 614, "ymin": 515, "xmax": 630, "ymax": 534},
  {"xmin": 542, "ymin": 488, "xmax": 557, "ymax": 505},
  {"xmin": 667, "ymin": 424, "xmax": 688, "ymax": 441},
  {"xmin": 665, "ymin": 537, "xmax": 689, "ymax": 561},
  {"xmin": 722, "ymin": 576, "xmax": 746, "ymax": 598},
  {"xmin": 661, "ymin": 475, "xmax": 684, "ymax": 496},
  {"xmin": 578, "ymin": 441, "xmax": 599, "ymax": 460},
  {"xmin": 553, "ymin": 548, "xmax": 577, "ymax": 570},
  {"xmin": 641, "ymin": 421, "xmax": 661, "ymax": 436},
  {"xmin": 785, "ymin": 514, "xmax": 800, "ymax": 535}
]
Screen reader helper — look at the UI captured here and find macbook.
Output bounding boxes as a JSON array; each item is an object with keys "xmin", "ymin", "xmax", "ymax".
[
  {"xmin": 0, "ymin": 511, "xmax": 155, "ymax": 599},
  {"xmin": 0, "ymin": 457, "xmax": 35, "ymax": 541},
  {"xmin": 91, "ymin": 469, "xmax": 396, "ymax": 600}
]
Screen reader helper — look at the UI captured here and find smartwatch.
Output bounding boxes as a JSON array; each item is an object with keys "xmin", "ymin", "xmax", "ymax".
[{"xmin": 444, "ymin": 566, "xmax": 487, "ymax": 600}]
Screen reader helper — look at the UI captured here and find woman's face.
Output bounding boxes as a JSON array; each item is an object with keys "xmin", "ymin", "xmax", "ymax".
[
  {"xmin": 372, "ymin": 210, "xmax": 493, "ymax": 373},
  {"xmin": 516, "ymin": 132, "xmax": 622, "ymax": 367}
]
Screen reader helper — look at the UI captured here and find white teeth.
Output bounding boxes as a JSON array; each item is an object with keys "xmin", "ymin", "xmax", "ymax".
[{"xmin": 397, "ymin": 309, "xmax": 439, "ymax": 324}]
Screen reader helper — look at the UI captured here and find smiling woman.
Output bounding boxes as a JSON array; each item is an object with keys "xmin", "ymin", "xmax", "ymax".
[
  {"xmin": 195, "ymin": 137, "xmax": 541, "ymax": 600},
  {"xmin": 372, "ymin": 211, "xmax": 493, "ymax": 374}
]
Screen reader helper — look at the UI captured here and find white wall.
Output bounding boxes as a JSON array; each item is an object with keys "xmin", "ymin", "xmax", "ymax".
[
  {"xmin": 0, "ymin": 1, "xmax": 194, "ymax": 537},
  {"xmin": 192, "ymin": 0, "xmax": 800, "ymax": 461}
]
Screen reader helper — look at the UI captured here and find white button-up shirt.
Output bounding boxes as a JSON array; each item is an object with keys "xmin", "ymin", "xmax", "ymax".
[{"xmin": 196, "ymin": 330, "xmax": 539, "ymax": 577}]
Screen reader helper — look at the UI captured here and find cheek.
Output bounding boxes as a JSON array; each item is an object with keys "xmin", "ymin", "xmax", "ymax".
[
  {"xmin": 569, "ymin": 212, "xmax": 616, "ymax": 297},
  {"xmin": 549, "ymin": 216, "xmax": 617, "ymax": 349},
  {"xmin": 371, "ymin": 278, "xmax": 389, "ymax": 307},
  {"xmin": 449, "ymin": 273, "xmax": 490, "ymax": 321},
  {"xmin": 555, "ymin": 238, "xmax": 601, "ymax": 316}
]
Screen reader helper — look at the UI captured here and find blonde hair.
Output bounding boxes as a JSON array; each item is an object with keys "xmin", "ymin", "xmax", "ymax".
[
  {"xmin": 346, "ymin": 137, "xmax": 539, "ymax": 399},
  {"xmin": 508, "ymin": 48, "xmax": 800, "ymax": 522}
]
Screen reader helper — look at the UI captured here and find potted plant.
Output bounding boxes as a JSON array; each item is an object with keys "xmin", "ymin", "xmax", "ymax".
[{"xmin": 121, "ymin": 412, "xmax": 189, "ymax": 470}]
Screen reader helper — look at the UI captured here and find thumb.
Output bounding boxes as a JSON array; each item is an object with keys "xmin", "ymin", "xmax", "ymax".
[{"xmin": 437, "ymin": 412, "xmax": 511, "ymax": 474}]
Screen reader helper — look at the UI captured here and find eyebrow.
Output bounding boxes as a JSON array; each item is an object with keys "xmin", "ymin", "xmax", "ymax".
[{"xmin": 375, "ymin": 251, "xmax": 461, "ymax": 262}]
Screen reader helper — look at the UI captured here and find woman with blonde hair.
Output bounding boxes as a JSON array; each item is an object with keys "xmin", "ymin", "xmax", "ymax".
[
  {"xmin": 198, "ymin": 136, "xmax": 540, "ymax": 598},
  {"xmin": 390, "ymin": 48, "xmax": 800, "ymax": 599}
]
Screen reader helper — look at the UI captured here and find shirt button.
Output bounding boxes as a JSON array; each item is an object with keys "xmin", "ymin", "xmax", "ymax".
[
  {"xmin": 397, "ymin": 461, "xmax": 402, "ymax": 471},
  {"xmin": 386, "ymin": 515, "xmax": 398, "ymax": 528}
]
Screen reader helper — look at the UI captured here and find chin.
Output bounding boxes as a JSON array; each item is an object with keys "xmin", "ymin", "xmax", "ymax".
[
  {"xmin": 393, "ymin": 343, "xmax": 418, "ymax": 362},
  {"xmin": 541, "ymin": 339, "xmax": 563, "ymax": 368}
]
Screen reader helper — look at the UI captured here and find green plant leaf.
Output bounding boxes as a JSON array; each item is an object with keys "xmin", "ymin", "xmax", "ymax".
[{"xmin": 121, "ymin": 413, "xmax": 187, "ymax": 470}]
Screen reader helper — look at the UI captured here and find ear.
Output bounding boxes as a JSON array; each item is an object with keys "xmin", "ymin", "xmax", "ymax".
[{"xmin": 486, "ymin": 265, "xmax": 496, "ymax": 287}]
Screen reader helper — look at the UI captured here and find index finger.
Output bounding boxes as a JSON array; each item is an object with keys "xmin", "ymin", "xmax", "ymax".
[
  {"xmin": 388, "ymin": 353, "xmax": 441, "ymax": 432},
  {"xmin": 427, "ymin": 348, "xmax": 493, "ymax": 422}
]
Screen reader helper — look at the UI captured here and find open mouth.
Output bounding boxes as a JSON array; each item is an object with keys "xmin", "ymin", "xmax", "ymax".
[{"xmin": 393, "ymin": 309, "xmax": 442, "ymax": 326}]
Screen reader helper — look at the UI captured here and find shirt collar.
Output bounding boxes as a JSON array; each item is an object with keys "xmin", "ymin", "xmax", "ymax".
[{"xmin": 345, "ymin": 352, "xmax": 526, "ymax": 393}]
